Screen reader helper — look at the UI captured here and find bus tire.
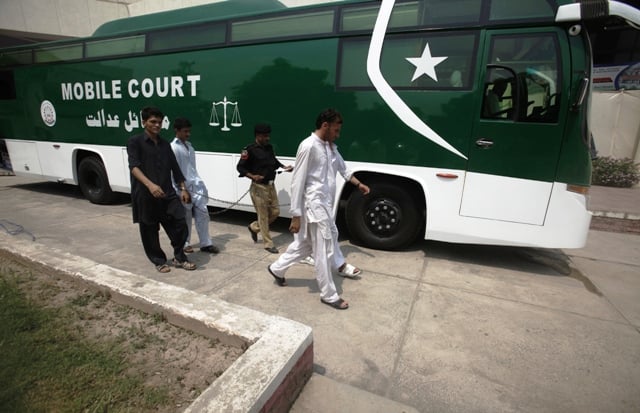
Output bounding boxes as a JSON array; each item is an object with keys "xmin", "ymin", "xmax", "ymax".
[
  {"xmin": 345, "ymin": 183, "xmax": 423, "ymax": 250},
  {"xmin": 78, "ymin": 156, "xmax": 115, "ymax": 204}
]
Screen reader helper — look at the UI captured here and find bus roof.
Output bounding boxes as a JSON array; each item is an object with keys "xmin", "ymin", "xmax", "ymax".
[
  {"xmin": 93, "ymin": 0, "xmax": 373, "ymax": 38},
  {"xmin": 93, "ymin": 0, "xmax": 288, "ymax": 37}
]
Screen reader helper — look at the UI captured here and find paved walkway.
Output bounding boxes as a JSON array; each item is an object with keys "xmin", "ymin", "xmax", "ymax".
[
  {"xmin": 1, "ymin": 175, "xmax": 639, "ymax": 412},
  {"xmin": 589, "ymin": 185, "xmax": 640, "ymax": 220}
]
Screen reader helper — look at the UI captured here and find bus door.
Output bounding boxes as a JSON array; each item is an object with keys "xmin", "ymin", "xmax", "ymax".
[{"xmin": 460, "ymin": 29, "xmax": 567, "ymax": 225}]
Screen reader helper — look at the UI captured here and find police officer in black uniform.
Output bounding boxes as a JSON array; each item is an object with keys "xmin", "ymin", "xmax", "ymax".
[{"xmin": 237, "ymin": 123, "xmax": 293, "ymax": 253}]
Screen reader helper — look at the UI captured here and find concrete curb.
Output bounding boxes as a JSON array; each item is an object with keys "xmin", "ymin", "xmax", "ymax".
[
  {"xmin": 0, "ymin": 233, "xmax": 313, "ymax": 413},
  {"xmin": 591, "ymin": 210, "xmax": 640, "ymax": 220}
]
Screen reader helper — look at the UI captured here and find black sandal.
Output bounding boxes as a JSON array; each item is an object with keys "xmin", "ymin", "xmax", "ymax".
[{"xmin": 267, "ymin": 265, "xmax": 287, "ymax": 286}]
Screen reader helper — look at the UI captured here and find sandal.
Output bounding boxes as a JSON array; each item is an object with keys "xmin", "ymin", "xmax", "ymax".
[
  {"xmin": 200, "ymin": 245, "xmax": 220, "ymax": 254},
  {"xmin": 321, "ymin": 298, "xmax": 349, "ymax": 310},
  {"xmin": 172, "ymin": 258, "xmax": 197, "ymax": 271},
  {"xmin": 156, "ymin": 264, "xmax": 171, "ymax": 273},
  {"xmin": 337, "ymin": 263, "xmax": 362, "ymax": 278},
  {"xmin": 267, "ymin": 265, "xmax": 287, "ymax": 287},
  {"xmin": 300, "ymin": 256, "xmax": 315, "ymax": 266},
  {"xmin": 184, "ymin": 245, "xmax": 194, "ymax": 253}
]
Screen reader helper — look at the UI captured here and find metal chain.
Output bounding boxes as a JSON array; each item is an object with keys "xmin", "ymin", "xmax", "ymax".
[
  {"xmin": 195, "ymin": 188, "xmax": 290, "ymax": 216},
  {"xmin": 205, "ymin": 188, "xmax": 251, "ymax": 215},
  {"xmin": 0, "ymin": 219, "xmax": 36, "ymax": 241},
  {"xmin": 185, "ymin": 171, "xmax": 292, "ymax": 215}
]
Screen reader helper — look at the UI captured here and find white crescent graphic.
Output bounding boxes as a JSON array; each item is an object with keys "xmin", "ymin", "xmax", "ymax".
[{"xmin": 366, "ymin": 0, "xmax": 467, "ymax": 160}]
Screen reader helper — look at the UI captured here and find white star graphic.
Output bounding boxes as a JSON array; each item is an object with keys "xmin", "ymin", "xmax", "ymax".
[{"xmin": 406, "ymin": 43, "xmax": 448, "ymax": 82}]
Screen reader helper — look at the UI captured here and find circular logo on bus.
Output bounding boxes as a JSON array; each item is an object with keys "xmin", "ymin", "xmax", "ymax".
[{"xmin": 40, "ymin": 100, "xmax": 56, "ymax": 127}]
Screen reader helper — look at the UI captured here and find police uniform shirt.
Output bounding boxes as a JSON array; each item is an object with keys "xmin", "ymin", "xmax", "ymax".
[{"xmin": 236, "ymin": 142, "xmax": 284, "ymax": 184}]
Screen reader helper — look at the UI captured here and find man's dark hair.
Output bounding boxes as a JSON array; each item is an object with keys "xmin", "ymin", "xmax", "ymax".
[
  {"xmin": 141, "ymin": 106, "xmax": 163, "ymax": 121},
  {"xmin": 173, "ymin": 117, "xmax": 192, "ymax": 130},
  {"xmin": 254, "ymin": 123, "xmax": 271, "ymax": 135},
  {"xmin": 315, "ymin": 108, "xmax": 342, "ymax": 129}
]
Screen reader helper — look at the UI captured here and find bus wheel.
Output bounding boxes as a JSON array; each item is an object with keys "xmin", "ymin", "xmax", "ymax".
[
  {"xmin": 78, "ymin": 156, "xmax": 115, "ymax": 204},
  {"xmin": 345, "ymin": 183, "xmax": 423, "ymax": 250}
]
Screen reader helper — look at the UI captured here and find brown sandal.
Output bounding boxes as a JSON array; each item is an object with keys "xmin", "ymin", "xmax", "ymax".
[
  {"xmin": 156, "ymin": 264, "xmax": 171, "ymax": 273},
  {"xmin": 172, "ymin": 258, "xmax": 196, "ymax": 271},
  {"xmin": 321, "ymin": 298, "xmax": 349, "ymax": 310}
]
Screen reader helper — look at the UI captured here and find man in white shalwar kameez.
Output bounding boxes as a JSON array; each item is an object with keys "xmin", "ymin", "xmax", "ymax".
[
  {"xmin": 170, "ymin": 118, "xmax": 219, "ymax": 254},
  {"xmin": 268, "ymin": 109, "xmax": 369, "ymax": 310}
]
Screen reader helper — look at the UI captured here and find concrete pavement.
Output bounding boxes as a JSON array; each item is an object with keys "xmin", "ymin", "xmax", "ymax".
[
  {"xmin": 1, "ymin": 174, "xmax": 639, "ymax": 412},
  {"xmin": 589, "ymin": 184, "xmax": 640, "ymax": 220}
]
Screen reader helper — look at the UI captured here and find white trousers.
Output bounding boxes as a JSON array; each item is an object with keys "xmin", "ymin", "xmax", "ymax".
[
  {"xmin": 184, "ymin": 191, "xmax": 212, "ymax": 248},
  {"xmin": 332, "ymin": 238, "xmax": 345, "ymax": 270},
  {"xmin": 270, "ymin": 215, "xmax": 340, "ymax": 303}
]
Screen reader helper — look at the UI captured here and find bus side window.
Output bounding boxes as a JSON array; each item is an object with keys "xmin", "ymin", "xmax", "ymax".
[
  {"xmin": 482, "ymin": 69, "xmax": 515, "ymax": 119},
  {"xmin": 338, "ymin": 32, "xmax": 478, "ymax": 90},
  {"xmin": 484, "ymin": 34, "xmax": 561, "ymax": 123}
]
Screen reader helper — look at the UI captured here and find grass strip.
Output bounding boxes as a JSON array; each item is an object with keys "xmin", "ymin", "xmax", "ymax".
[{"xmin": 0, "ymin": 268, "xmax": 169, "ymax": 412}]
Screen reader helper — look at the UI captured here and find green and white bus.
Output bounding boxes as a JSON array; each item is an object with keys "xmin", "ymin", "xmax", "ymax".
[{"xmin": 1, "ymin": 0, "xmax": 638, "ymax": 250}]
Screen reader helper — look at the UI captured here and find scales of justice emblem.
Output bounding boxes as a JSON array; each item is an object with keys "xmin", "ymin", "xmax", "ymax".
[{"xmin": 209, "ymin": 96, "xmax": 242, "ymax": 131}]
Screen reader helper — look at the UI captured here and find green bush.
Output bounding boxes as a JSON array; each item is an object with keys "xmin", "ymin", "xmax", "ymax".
[{"xmin": 592, "ymin": 156, "xmax": 640, "ymax": 188}]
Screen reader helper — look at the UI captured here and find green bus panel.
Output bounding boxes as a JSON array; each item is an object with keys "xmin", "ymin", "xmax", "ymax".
[{"xmin": 7, "ymin": 37, "xmax": 470, "ymax": 171}]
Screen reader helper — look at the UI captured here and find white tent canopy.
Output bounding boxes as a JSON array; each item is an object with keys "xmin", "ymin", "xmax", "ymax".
[{"xmin": 590, "ymin": 90, "xmax": 640, "ymax": 163}]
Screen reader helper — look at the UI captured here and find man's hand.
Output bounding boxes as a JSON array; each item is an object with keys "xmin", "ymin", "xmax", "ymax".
[
  {"xmin": 180, "ymin": 189, "xmax": 191, "ymax": 204},
  {"xmin": 359, "ymin": 183, "xmax": 370, "ymax": 195},
  {"xmin": 283, "ymin": 165, "xmax": 293, "ymax": 172},
  {"xmin": 289, "ymin": 216, "xmax": 301, "ymax": 233},
  {"xmin": 148, "ymin": 182, "xmax": 165, "ymax": 198}
]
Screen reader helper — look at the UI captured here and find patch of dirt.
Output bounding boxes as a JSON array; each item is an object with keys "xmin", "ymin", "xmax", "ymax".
[
  {"xmin": 590, "ymin": 216, "xmax": 640, "ymax": 234},
  {"xmin": 0, "ymin": 251, "xmax": 244, "ymax": 412}
]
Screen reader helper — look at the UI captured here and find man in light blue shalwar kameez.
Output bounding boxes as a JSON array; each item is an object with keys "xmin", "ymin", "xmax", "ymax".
[{"xmin": 170, "ymin": 117, "xmax": 219, "ymax": 254}]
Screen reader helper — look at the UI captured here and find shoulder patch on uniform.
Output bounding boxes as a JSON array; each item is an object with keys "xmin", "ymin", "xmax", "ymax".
[{"xmin": 240, "ymin": 149, "xmax": 249, "ymax": 160}]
